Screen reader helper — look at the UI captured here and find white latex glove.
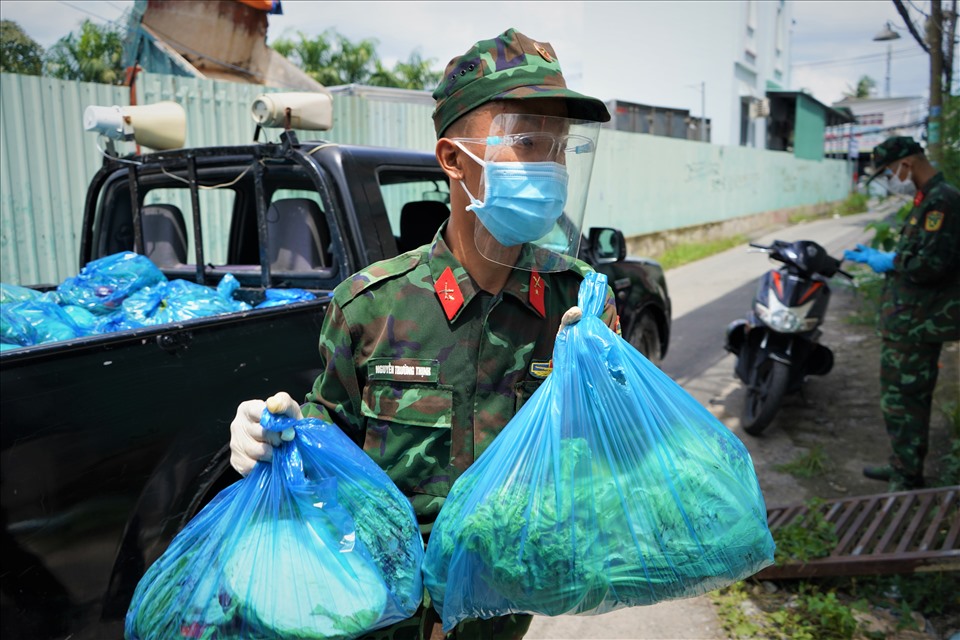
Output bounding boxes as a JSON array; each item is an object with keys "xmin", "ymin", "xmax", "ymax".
[
  {"xmin": 560, "ymin": 306, "xmax": 582, "ymax": 331},
  {"xmin": 229, "ymin": 391, "xmax": 301, "ymax": 477}
]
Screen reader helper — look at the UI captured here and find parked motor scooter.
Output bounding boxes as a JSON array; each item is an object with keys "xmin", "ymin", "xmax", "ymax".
[{"xmin": 724, "ymin": 239, "xmax": 853, "ymax": 435}]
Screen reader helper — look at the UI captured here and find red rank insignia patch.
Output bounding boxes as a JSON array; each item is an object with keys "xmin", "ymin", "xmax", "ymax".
[
  {"xmin": 434, "ymin": 266, "xmax": 464, "ymax": 320},
  {"xmin": 529, "ymin": 270, "xmax": 545, "ymax": 316},
  {"xmin": 914, "ymin": 191, "xmax": 925, "ymax": 207}
]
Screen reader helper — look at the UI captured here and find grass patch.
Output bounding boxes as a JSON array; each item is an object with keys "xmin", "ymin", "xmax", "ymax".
[
  {"xmin": 834, "ymin": 191, "xmax": 870, "ymax": 217},
  {"xmin": 772, "ymin": 498, "xmax": 838, "ymax": 564},
  {"xmin": 788, "ymin": 210, "xmax": 824, "ymax": 225},
  {"xmin": 655, "ymin": 234, "xmax": 748, "ymax": 271},
  {"xmin": 711, "ymin": 581, "xmax": 763, "ymax": 638},
  {"xmin": 711, "ymin": 581, "xmax": 863, "ymax": 640},
  {"xmin": 843, "ymin": 572, "xmax": 960, "ymax": 622},
  {"xmin": 774, "ymin": 446, "xmax": 827, "ymax": 478}
]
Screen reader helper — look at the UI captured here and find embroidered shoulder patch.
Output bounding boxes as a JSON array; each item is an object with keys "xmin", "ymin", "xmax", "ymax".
[
  {"xmin": 924, "ymin": 210, "xmax": 944, "ymax": 232},
  {"xmin": 530, "ymin": 360, "xmax": 553, "ymax": 378}
]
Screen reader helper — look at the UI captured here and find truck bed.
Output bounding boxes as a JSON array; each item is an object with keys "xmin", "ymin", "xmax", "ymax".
[{"xmin": 1, "ymin": 296, "xmax": 329, "ymax": 628}]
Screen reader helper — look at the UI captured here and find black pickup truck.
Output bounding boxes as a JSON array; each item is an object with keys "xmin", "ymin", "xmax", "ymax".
[{"xmin": 0, "ymin": 101, "xmax": 671, "ymax": 639}]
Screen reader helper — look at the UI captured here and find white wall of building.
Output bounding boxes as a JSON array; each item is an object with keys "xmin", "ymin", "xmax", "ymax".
[{"xmin": 579, "ymin": 1, "xmax": 792, "ymax": 148}]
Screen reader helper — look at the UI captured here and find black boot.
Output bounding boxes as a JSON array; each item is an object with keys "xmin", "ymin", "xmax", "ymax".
[
  {"xmin": 888, "ymin": 473, "xmax": 925, "ymax": 492},
  {"xmin": 863, "ymin": 465, "xmax": 893, "ymax": 482}
]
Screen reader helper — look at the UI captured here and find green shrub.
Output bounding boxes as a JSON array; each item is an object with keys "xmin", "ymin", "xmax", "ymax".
[
  {"xmin": 774, "ymin": 446, "xmax": 827, "ymax": 478},
  {"xmin": 773, "ymin": 498, "xmax": 838, "ymax": 565},
  {"xmin": 655, "ymin": 234, "xmax": 747, "ymax": 271},
  {"xmin": 834, "ymin": 192, "xmax": 869, "ymax": 217},
  {"xmin": 865, "ymin": 201, "xmax": 912, "ymax": 251}
]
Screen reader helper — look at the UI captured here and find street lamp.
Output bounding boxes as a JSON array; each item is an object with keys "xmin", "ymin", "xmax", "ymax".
[{"xmin": 873, "ymin": 21, "xmax": 901, "ymax": 98}]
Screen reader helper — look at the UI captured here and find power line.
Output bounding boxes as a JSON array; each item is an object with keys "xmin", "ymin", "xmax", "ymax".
[
  {"xmin": 823, "ymin": 120, "xmax": 927, "ymax": 141},
  {"xmin": 57, "ymin": 0, "xmax": 126, "ymax": 27},
  {"xmin": 793, "ymin": 48, "xmax": 926, "ymax": 69},
  {"xmin": 906, "ymin": 0, "xmax": 930, "ymax": 19}
]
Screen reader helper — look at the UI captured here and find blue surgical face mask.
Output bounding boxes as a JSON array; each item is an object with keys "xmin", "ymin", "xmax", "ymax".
[{"xmin": 454, "ymin": 141, "xmax": 569, "ymax": 246}]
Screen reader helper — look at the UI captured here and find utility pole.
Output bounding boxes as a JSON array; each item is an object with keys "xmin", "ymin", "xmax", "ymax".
[{"xmin": 929, "ymin": 0, "xmax": 944, "ymax": 165}]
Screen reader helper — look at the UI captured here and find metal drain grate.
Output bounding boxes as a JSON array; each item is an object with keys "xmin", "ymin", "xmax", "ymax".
[{"xmin": 756, "ymin": 486, "xmax": 960, "ymax": 579}]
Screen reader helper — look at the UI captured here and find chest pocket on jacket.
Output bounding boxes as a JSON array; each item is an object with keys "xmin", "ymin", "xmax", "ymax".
[
  {"xmin": 361, "ymin": 382, "xmax": 453, "ymax": 497},
  {"xmin": 515, "ymin": 379, "xmax": 545, "ymax": 414}
]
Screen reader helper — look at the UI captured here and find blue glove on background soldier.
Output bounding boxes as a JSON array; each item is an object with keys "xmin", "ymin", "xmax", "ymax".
[{"xmin": 843, "ymin": 243, "xmax": 896, "ymax": 273}]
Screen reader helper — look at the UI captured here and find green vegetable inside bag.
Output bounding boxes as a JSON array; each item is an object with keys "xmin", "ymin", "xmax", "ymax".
[
  {"xmin": 422, "ymin": 272, "xmax": 775, "ymax": 631},
  {"xmin": 125, "ymin": 415, "xmax": 424, "ymax": 640}
]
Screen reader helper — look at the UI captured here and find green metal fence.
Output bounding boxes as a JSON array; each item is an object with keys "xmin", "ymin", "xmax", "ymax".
[{"xmin": 0, "ymin": 72, "xmax": 850, "ymax": 285}]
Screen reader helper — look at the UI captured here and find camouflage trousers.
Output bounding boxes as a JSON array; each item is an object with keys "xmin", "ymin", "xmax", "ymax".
[{"xmin": 879, "ymin": 339, "xmax": 944, "ymax": 478}]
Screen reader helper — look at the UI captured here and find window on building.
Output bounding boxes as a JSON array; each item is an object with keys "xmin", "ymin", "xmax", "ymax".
[
  {"xmin": 857, "ymin": 113, "xmax": 884, "ymax": 126},
  {"xmin": 740, "ymin": 97, "xmax": 754, "ymax": 146},
  {"xmin": 744, "ymin": 0, "xmax": 757, "ymax": 63},
  {"xmin": 776, "ymin": 4, "xmax": 785, "ymax": 53}
]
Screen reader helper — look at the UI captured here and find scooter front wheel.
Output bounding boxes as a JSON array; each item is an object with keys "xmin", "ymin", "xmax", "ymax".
[{"xmin": 742, "ymin": 359, "xmax": 791, "ymax": 436}]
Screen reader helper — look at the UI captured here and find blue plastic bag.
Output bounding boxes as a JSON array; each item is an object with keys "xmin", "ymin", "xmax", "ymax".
[
  {"xmin": 0, "ymin": 283, "xmax": 41, "ymax": 304},
  {"xmin": 0, "ymin": 299, "xmax": 88, "ymax": 346},
  {"xmin": 216, "ymin": 273, "xmax": 242, "ymax": 301},
  {"xmin": 423, "ymin": 272, "xmax": 775, "ymax": 630},
  {"xmin": 125, "ymin": 412, "xmax": 424, "ymax": 640},
  {"xmin": 62, "ymin": 305, "xmax": 100, "ymax": 332},
  {"xmin": 57, "ymin": 252, "xmax": 166, "ymax": 314},
  {"xmin": 255, "ymin": 287, "xmax": 318, "ymax": 309},
  {"xmin": 120, "ymin": 279, "xmax": 252, "ymax": 326}
]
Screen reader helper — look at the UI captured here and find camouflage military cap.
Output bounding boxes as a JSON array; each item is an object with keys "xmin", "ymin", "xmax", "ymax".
[
  {"xmin": 431, "ymin": 28, "xmax": 611, "ymax": 137},
  {"xmin": 866, "ymin": 136, "xmax": 924, "ymax": 184}
]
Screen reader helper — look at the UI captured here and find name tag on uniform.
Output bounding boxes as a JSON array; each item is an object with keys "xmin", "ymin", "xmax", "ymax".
[{"xmin": 368, "ymin": 358, "xmax": 440, "ymax": 383}]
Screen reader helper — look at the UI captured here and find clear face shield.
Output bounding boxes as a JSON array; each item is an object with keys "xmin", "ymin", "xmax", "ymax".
[{"xmin": 453, "ymin": 113, "xmax": 601, "ymax": 273}]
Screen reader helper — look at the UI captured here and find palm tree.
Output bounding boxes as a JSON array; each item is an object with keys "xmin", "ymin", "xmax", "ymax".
[{"xmin": 44, "ymin": 19, "xmax": 125, "ymax": 85}]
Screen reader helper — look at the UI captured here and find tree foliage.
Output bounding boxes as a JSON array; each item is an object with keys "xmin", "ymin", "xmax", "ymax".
[
  {"xmin": 0, "ymin": 20, "xmax": 44, "ymax": 75},
  {"xmin": 843, "ymin": 75, "xmax": 876, "ymax": 99},
  {"xmin": 272, "ymin": 28, "xmax": 441, "ymax": 90},
  {"xmin": 941, "ymin": 92, "xmax": 960, "ymax": 187},
  {"xmin": 44, "ymin": 19, "xmax": 125, "ymax": 85}
]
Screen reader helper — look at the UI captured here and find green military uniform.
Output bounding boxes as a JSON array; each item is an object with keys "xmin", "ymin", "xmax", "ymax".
[
  {"xmin": 300, "ymin": 26, "xmax": 614, "ymax": 639},
  {"xmin": 866, "ymin": 137, "xmax": 960, "ymax": 489},
  {"xmin": 302, "ymin": 226, "xmax": 617, "ymax": 639}
]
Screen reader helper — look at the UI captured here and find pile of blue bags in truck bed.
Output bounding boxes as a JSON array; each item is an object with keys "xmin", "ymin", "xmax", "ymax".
[{"xmin": 1, "ymin": 251, "xmax": 319, "ymax": 351}]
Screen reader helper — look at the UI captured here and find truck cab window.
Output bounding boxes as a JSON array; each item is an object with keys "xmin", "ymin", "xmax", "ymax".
[
  {"xmin": 265, "ymin": 190, "xmax": 332, "ymax": 270},
  {"xmin": 379, "ymin": 176, "xmax": 451, "ymax": 253},
  {"xmin": 143, "ymin": 187, "xmax": 236, "ymax": 266}
]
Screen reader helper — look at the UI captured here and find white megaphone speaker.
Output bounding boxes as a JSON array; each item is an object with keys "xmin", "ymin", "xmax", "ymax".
[
  {"xmin": 251, "ymin": 92, "xmax": 333, "ymax": 131},
  {"xmin": 83, "ymin": 101, "xmax": 186, "ymax": 151}
]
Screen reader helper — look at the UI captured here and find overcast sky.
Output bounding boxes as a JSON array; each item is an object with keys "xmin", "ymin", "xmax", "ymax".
[{"xmin": 1, "ymin": 0, "xmax": 950, "ymax": 111}]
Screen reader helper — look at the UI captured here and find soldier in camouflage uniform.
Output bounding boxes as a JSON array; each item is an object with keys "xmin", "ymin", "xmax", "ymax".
[
  {"xmin": 844, "ymin": 136, "xmax": 960, "ymax": 492},
  {"xmin": 230, "ymin": 28, "xmax": 618, "ymax": 640}
]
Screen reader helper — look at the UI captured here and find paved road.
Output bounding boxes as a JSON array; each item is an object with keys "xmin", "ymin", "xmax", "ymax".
[{"xmin": 525, "ymin": 201, "xmax": 897, "ymax": 640}]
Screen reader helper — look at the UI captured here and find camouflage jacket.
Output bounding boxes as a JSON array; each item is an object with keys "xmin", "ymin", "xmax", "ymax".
[
  {"xmin": 881, "ymin": 172, "xmax": 960, "ymax": 342},
  {"xmin": 302, "ymin": 226, "xmax": 617, "ymax": 530}
]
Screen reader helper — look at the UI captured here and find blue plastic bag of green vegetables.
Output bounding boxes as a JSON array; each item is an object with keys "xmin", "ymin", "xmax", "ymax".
[
  {"xmin": 422, "ymin": 271, "xmax": 775, "ymax": 631},
  {"xmin": 125, "ymin": 412, "xmax": 424, "ymax": 640}
]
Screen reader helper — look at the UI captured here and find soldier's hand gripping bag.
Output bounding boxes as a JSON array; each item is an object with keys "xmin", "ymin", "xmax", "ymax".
[
  {"xmin": 422, "ymin": 272, "xmax": 775, "ymax": 631},
  {"xmin": 125, "ymin": 412, "xmax": 424, "ymax": 640}
]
